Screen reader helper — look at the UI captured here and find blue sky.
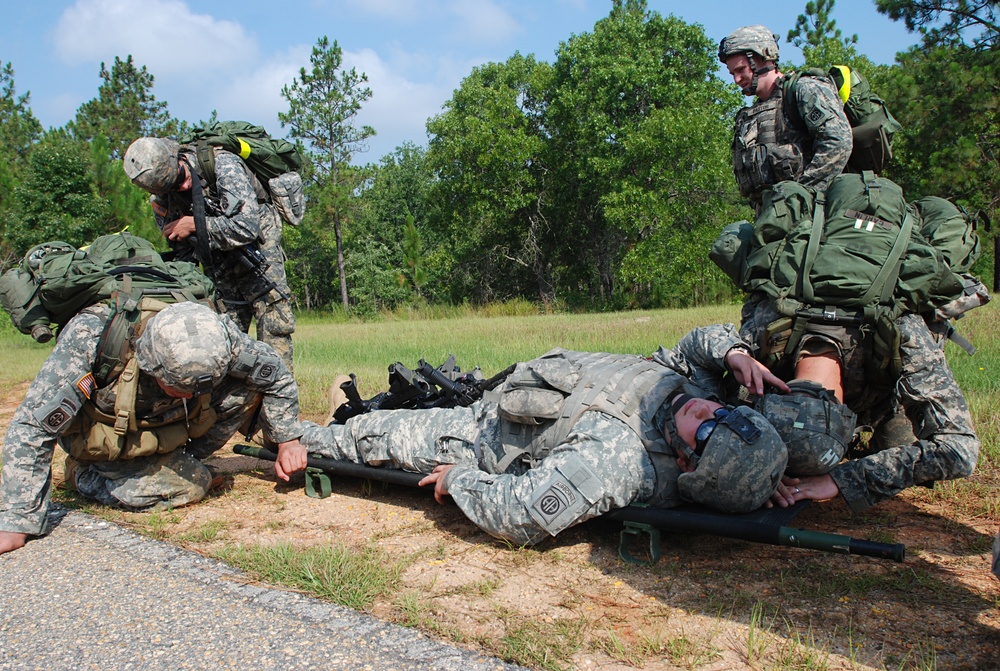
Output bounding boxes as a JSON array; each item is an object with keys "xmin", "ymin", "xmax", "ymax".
[{"xmin": 3, "ymin": 0, "xmax": 918, "ymax": 163}]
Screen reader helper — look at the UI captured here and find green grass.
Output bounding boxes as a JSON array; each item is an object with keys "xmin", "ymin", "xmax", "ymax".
[
  {"xmin": 291, "ymin": 303, "xmax": 742, "ymax": 418},
  {"xmin": 214, "ymin": 541, "xmax": 409, "ymax": 611},
  {"xmin": 0, "ymin": 319, "xmax": 54, "ymax": 387}
]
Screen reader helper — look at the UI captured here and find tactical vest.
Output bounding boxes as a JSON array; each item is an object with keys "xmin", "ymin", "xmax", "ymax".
[
  {"xmin": 152, "ymin": 149, "xmax": 273, "ymax": 288},
  {"xmin": 63, "ymin": 302, "xmax": 218, "ymax": 462},
  {"xmin": 490, "ymin": 349, "xmax": 683, "ymax": 507},
  {"xmin": 732, "ymin": 82, "xmax": 814, "ymax": 204}
]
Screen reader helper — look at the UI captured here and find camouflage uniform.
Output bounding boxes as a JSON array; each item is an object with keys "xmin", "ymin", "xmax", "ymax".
[
  {"xmin": 734, "ymin": 308, "xmax": 980, "ymax": 513},
  {"xmin": 732, "ymin": 75, "xmax": 853, "ymax": 208},
  {"xmin": 0, "ymin": 303, "xmax": 302, "ymax": 537},
  {"xmin": 150, "ymin": 149, "xmax": 295, "ymax": 370},
  {"xmin": 301, "ymin": 327, "xmax": 786, "ymax": 546}
]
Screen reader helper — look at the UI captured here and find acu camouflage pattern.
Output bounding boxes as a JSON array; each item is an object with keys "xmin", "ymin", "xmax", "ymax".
[
  {"xmin": 675, "ymin": 405, "xmax": 787, "ymax": 513},
  {"xmin": 755, "ymin": 379, "xmax": 856, "ymax": 476},
  {"xmin": 732, "ymin": 75, "xmax": 852, "ymax": 207},
  {"xmin": 123, "ymin": 137, "xmax": 182, "ymax": 195},
  {"xmin": 718, "ymin": 25, "xmax": 781, "ymax": 62},
  {"xmin": 301, "ymin": 404, "xmax": 661, "ymax": 546},
  {"xmin": 301, "ymin": 329, "xmax": 783, "ymax": 546},
  {"xmin": 0, "ymin": 305, "xmax": 302, "ymax": 536},
  {"xmin": 733, "ymin": 307, "xmax": 979, "ymax": 512},
  {"xmin": 135, "ymin": 301, "xmax": 232, "ymax": 391},
  {"xmin": 149, "ymin": 149, "xmax": 295, "ymax": 370}
]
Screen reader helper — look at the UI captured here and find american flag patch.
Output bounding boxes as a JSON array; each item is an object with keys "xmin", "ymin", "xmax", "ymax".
[{"xmin": 76, "ymin": 373, "xmax": 97, "ymax": 399}]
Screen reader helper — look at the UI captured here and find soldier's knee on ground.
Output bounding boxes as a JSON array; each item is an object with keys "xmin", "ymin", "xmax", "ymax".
[{"xmin": 73, "ymin": 451, "xmax": 212, "ymax": 511}]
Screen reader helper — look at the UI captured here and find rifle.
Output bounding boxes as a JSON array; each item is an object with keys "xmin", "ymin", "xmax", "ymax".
[
  {"xmin": 232, "ymin": 244, "xmax": 288, "ymax": 303},
  {"xmin": 332, "ymin": 356, "xmax": 516, "ymax": 424},
  {"xmin": 184, "ymin": 160, "xmax": 285, "ymax": 305},
  {"xmin": 234, "ymin": 443, "xmax": 906, "ymax": 563}
]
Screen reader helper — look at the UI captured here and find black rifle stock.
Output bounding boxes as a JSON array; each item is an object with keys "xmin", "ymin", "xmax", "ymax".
[{"xmin": 234, "ymin": 443, "xmax": 905, "ymax": 562}]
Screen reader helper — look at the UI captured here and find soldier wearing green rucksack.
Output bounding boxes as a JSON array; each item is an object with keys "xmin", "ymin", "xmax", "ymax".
[
  {"xmin": 123, "ymin": 133, "xmax": 296, "ymax": 371},
  {"xmin": 719, "ymin": 25, "xmax": 854, "ymax": 210},
  {"xmin": 709, "ymin": 172, "xmax": 985, "ymax": 514}
]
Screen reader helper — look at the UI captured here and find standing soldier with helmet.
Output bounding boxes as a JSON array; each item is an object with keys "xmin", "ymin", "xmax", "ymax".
[
  {"xmin": 719, "ymin": 24, "xmax": 853, "ymax": 210},
  {"xmin": 123, "ymin": 136, "xmax": 296, "ymax": 371}
]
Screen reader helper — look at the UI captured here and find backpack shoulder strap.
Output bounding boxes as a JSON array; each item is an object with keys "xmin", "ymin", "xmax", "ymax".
[
  {"xmin": 799, "ymin": 191, "xmax": 827, "ymax": 304},
  {"xmin": 782, "ymin": 67, "xmax": 830, "ymax": 128},
  {"xmin": 183, "ymin": 142, "xmax": 217, "ymax": 190}
]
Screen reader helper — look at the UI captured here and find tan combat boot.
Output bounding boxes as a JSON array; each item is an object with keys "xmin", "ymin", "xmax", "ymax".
[
  {"xmin": 322, "ymin": 374, "xmax": 353, "ymax": 426},
  {"xmin": 55, "ymin": 455, "xmax": 80, "ymax": 491}
]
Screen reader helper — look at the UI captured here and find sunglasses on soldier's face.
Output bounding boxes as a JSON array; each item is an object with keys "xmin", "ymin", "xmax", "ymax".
[{"xmin": 694, "ymin": 407, "xmax": 733, "ymax": 456}]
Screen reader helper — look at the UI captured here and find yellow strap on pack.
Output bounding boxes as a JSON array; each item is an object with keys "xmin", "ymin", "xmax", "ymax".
[
  {"xmin": 238, "ymin": 137, "xmax": 252, "ymax": 160},
  {"xmin": 831, "ymin": 64, "xmax": 851, "ymax": 103}
]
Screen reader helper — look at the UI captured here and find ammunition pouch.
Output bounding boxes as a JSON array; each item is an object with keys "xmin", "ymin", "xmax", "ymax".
[{"xmin": 66, "ymin": 400, "xmax": 217, "ymax": 462}]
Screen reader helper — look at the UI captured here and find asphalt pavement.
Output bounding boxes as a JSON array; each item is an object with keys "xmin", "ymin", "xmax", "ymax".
[{"xmin": 0, "ymin": 504, "xmax": 523, "ymax": 671}]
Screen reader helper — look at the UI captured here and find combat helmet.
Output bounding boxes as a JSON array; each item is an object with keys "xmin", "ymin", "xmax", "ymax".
[
  {"xmin": 123, "ymin": 137, "xmax": 183, "ymax": 195},
  {"xmin": 756, "ymin": 380, "xmax": 856, "ymax": 476},
  {"xmin": 135, "ymin": 302, "xmax": 233, "ymax": 394},
  {"xmin": 718, "ymin": 25, "xmax": 780, "ymax": 63},
  {"xmin": 677, "ymin": 404, "xmax": 787, "ymax": 513}
]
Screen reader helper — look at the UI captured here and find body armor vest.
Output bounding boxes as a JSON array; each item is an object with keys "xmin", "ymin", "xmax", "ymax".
[
  {"xmin": 732, "ymin": 82, "xmax": 814, "ymax": 204},
  {"xmin": 492, "ymin": 349, "xmax": 684, "ymax": 507},
  {"xmin": 62, "ymin": 306, "xmax": 217, "ymax": 462},
  {"xmin": 153, "ymin": 149, "xmax": 269, "ymax": 271}
]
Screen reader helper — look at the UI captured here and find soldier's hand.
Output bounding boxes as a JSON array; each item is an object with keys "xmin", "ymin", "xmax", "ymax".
[
  {"xmin": 274, "ymin": 439, "xmax": 308, "ymax": 481},
  {"xmin": 725, "ymin": 350, "xmax": 789, "ymax": 396},
  {"xmin": 163, "ymin": 216, "xmax": 196, "ymax": 241},
  {"xmin": 0, "ymin": 531, "xmax": 28, "ymax": 555},
  {"xmin": 766, "ymin": 474, "xmax": 839, "ymax": 508},
  {"xmin": 419, "ymin": 464, "xmax": 455, "ymax": 505}
]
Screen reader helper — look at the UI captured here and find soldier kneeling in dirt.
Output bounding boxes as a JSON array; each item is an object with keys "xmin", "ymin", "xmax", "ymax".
[{"xmin": 0, "ymin": 302, "xmax": 308, "ymax": 556}]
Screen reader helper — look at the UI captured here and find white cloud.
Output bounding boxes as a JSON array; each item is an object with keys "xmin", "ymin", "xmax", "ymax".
[
  {"xmin": 448, "ymin": 0, "xmax": 521, "ymax": 44},
  {"xmin": 208, "ymin": 45, "xmax": 310, "ymax": 133},
  {"xmin": 342, "ymin": 47, "xmax": 455, "ymax": 157},
  {"xmin": 53, "ymin": 0, "xmax": 258, "ymax": 77}
]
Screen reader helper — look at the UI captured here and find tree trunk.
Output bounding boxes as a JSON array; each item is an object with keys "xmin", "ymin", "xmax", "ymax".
[{"xmin": 335, "ymin": 215, "xmax": 349, "ymax": 310}]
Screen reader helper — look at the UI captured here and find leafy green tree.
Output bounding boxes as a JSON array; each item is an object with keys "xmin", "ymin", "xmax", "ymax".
[
  {"xmin": 0, "ymin": 61, "xmax": 42, "ymax": 205},
  {"xmin": 280, "ymin": 36, "xmax": 375, "ymax": 311},
  {"xmin": 68, "ymin": 56, "xmax": 176, "ymax": 159},
  {"xmin": 399, "ymin": 214, "xmax": 427, "ymax": 298},
  {"xmin": 788, "ymin": 0, "xmax": 858, "ymax": 59},
  {"xmin": 350, "ymin": 143, "xmax": 443, "ymax": 311},
  {"xmin": 426, "ymin": 53, "xmax": 553, "ymax": 304},
  {"xmin": 88, "ymin": 134, "xmax": 162, "ymax": 246},
  {"xmin": 875, "ymin": 0, "xmax": 997, "ymax": 48},
  {"xmin": 1, "ymin": 133, "xmax": 105, "ymax": 254},
  {"xmin": 544, "ymin": 0, "xmax": 741, "ymax": 305},
  {"xmin": 875, "ymin": 0, "xmax": 998, "ymax": 286}
]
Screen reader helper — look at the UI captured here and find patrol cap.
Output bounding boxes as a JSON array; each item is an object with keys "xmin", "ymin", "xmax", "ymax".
[
  {"xmin": 677, "ymin": 405, "xmax": 787, "ymax": 513},
  {"xmin": 123, "ymin": 137, "xmax": 182, "ymax": 195},
  {"xmin": 135, "ymin": 302, "xmax": 232, "ymax": 393},
  {"xmin": 756, "ymin": 380, "xmax": 856, "ymax": 476},
  {"xmin": 718, "ymin": 25, "xmax": 780, "ymax": 63}
]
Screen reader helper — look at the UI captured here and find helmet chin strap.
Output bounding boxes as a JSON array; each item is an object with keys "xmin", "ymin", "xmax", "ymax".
[{"xmin": 744, "ymin": 50, "xmax": 776, "ymax": 97}]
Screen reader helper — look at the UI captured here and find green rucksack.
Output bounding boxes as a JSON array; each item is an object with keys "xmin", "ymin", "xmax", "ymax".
[
  {"xmin": 784, "ymin": 65, "xmax": 903, "ymax": 173},
  {"xmin": 0, "ymin": 232, "xmax": 215, "ymax": 381},
  {"xmin": 710, "ymin": 173, "xmax": 984, "ymax": 379},
  {"xmin": 178, "ymin": 120, "xmax": 305, "ymax": 225}
]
